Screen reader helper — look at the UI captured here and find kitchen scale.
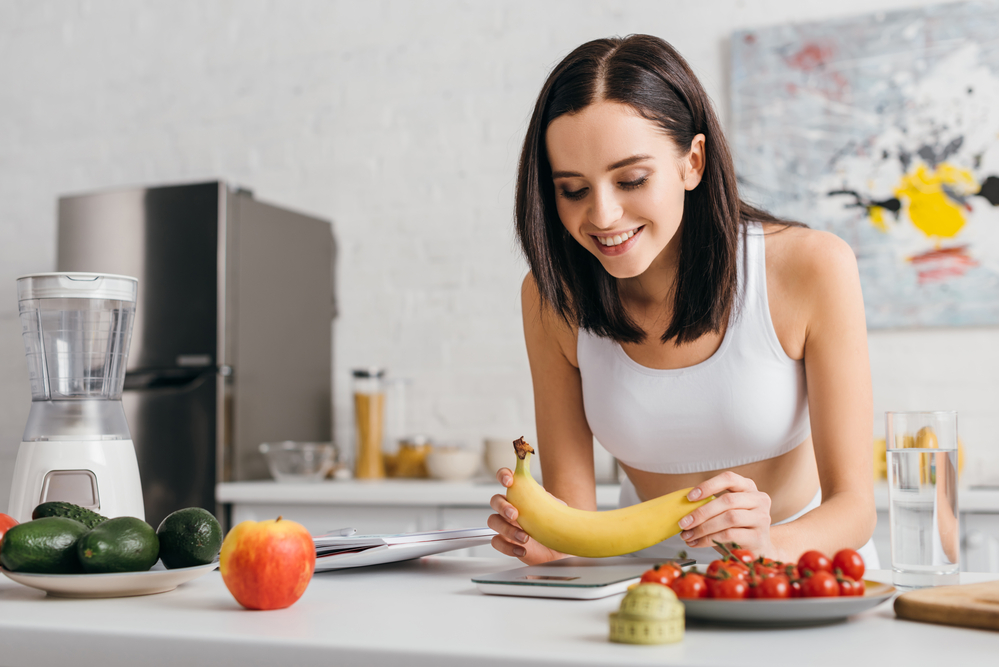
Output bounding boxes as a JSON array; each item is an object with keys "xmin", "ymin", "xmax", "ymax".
[{"xmin": 7, "ymin": 272, "xmax": 145, "ymax": 523}]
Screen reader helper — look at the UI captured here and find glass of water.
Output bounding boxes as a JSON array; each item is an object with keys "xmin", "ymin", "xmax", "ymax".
[{"xmin": 885, "ymin": 411, "xmax": 960, "ymax": 589}]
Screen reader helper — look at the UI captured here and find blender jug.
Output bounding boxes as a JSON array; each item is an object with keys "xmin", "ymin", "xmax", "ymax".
[{"xmin": 8, "ymin": 273, "xmax": 145, "ymax": 522}]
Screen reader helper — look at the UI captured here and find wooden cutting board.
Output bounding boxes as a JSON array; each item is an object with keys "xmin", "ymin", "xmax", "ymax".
[{"xmin": 894, "ymin": 581, "xmax": 999, "ymax": 631}]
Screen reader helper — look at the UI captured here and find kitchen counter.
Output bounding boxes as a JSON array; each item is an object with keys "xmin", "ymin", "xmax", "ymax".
[
  {"xmin": 0, "ymin": 559, "xmax": 996, "ymax": 667},
  {"xmin": 218, "ymin": 479, "xmax": 999, "ymax": 513},
  {"xmin": 218, "ymin": 478, "xmax": 624, "ymax": 508}
]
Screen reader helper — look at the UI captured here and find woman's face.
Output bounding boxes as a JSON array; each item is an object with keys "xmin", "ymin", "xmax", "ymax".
[{"xmin": 545, "ymin": 101, "xmax": 704, "ymax": 280}]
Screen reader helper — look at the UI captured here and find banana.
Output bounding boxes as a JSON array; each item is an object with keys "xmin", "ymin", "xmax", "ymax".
[{"xmin": 506, "ymin": 437, "xmax": 713, "ymax": 558}]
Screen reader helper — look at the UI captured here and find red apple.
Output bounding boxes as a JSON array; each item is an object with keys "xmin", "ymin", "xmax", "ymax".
[
  {"xmin": 0, "ymin": 513, "xmax": 18, "ymax": 552},
  {"xmin": 219, "ymin": 516, "xmax": 315, "ymax": 610}
]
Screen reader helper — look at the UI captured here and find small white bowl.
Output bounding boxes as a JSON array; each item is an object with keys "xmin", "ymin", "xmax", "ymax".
[
  {"xmin": 425, "ymin": 447, "xmax": 481, "ymax": 481},
  {"xmin": 259, "ymin": 442, "xmax": 335, "ymax": 483}
]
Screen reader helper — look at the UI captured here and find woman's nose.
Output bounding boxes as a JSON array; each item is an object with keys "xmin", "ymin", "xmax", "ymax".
[{"xmin": 588, "ymin": 186, "xmax": 623, "ymax": 228}]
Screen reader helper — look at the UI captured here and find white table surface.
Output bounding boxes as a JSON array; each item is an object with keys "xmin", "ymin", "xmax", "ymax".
[{"xmin": 1, "ymin": 557, "xmax": 996, "ymax": 667}]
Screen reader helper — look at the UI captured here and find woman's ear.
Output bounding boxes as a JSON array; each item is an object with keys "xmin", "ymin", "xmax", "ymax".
[{"xmin": 683, "ymin": 134, "xmax": 706, "ymax": 191}]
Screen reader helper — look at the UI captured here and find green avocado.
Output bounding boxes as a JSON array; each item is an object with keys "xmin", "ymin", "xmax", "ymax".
[
  {"xmin": 0, "ymin": 516, "xmax": 89, "ymax": 573},
  {"xmin": 77, "ymin": 517, "xmax": 160, "ymax": 574},
  {"xmin": 32, "ymin": 501, "xmax": 108, "ymax": 530},
  {"xmin": 156, "ymin": 507, "xmax": 223, "ymax": 569}
]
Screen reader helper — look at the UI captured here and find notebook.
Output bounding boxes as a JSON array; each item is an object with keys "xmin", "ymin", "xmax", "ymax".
[
  {"xmin": 472, "ymin": 556, "xmax": 694, "ymax": 599},
  {"xmin": 312, "ymin": 527, "xmax": 496, "ymax": 571}
]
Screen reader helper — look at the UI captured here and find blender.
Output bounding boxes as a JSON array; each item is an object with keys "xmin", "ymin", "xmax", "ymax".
[{"xmin": 7, "ymin": 273, "xmax": 145, "ymax": 523}]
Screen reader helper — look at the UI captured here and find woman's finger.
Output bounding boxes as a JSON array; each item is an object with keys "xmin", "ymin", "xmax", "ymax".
[
  {"xmin": 686, "ymin": 470, "xmax": 758, "ymax": 503},
  {"xmin": 679, "ymin": 508, "xmax": 761, "ymax": 544},
  {"xmin": 495, "ymin": 467, "xmax": 514, "ymax": 488},
  {"xmin": 489, "ymin": 493, "xmax": 519, "ymax": 522},
  {"xmin": 486, "ymin": 512, "xmax": 529, "ymax": 544}
]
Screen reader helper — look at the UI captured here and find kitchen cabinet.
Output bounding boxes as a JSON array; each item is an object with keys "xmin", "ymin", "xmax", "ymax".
[{"xmin": 219, "ymin": 481, "xmax": 999, "ymax": 570}]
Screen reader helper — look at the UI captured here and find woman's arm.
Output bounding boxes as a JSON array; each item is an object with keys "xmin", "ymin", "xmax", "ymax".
[
  {"xmin": 487, "ymin": 273, "xmax": 599, "ymax": 563},
  {"xmin": 673, "ymin": 229, "xmax": 876, "ymax": 562}
]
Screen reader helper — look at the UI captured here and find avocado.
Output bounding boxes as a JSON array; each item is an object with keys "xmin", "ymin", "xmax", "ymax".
[
  {"xmin": 0, "ymin": 516, "xmax": 89, "ymax": 573},
  {"xmin": 32, "ymin": 501, "xmax": 108, "ymax": 530},
  {"xmin": 156, "ymin": 507, "xmax": 223, "ymax": 569},
  {"xmin": 77, "ymin": 517, "xmax": 160, "ymax": 574}
]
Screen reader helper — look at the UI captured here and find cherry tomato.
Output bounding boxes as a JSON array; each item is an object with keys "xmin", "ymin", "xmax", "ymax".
[
  {"xmin": 837, "ymin": 575, "xmax": 865, "ymax": 597},
  {"xmin": 789, "ymin": 579, "xmax": 803, "ymax": 598},
  {"xmin": 752, "ymin": 557, "xmax": 780, "ymax": 578},
  {"xmin": 707, "ymin": 574, "xmax": 749, "ymax": 599},
  {"xmin": 0, "ymin": 513, "xmax": 18, "ymax": 551},
  {"xmin": 670, "ymin": 571, "xmax": 708, "ymax": 599},
  {"xmin": 707, "ymin": 559, "xmax": 749, "ymax": 580},
  {"xmin": 783, "ymin": 563, "xmax": 800, "ymax": 580},
  {"xmin": 801, "ymin": 570, "xmax": 839, "ymax": 598},
  {"xmin": 639, "ymin": 562, "xmax": 682, "ymax": 587},
  {"xmin": 797, "ymin": 550, "xmax": 833, "ymax": 577},
  {"xmin": 730, "ymin": 547, "xmax": 755, "ymax": 565},
  {"xmin": 755, "ymin": 573, "xmax": 792, "ymax": 599},
  {"xmin": 833, "ymin": 549, "xmax": 865, "ymax": 582}
]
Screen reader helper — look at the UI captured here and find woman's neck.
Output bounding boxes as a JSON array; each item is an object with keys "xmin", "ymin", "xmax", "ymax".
[{"xmin": 617, "ymin": 235, "xmax": 681, "ymax": 311}]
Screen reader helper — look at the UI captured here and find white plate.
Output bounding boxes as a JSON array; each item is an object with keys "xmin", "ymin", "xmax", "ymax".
[
  {"xmin": 1, "ymin": 560, "xmax": 218, "ymax": 598},
  {"xmin": 681, "ymin": 580, "xmax": 896, "ymax": 626}
]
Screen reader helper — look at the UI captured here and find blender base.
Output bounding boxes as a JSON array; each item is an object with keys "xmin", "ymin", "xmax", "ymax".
[{"xmin": 7, "ymin": 440, "xmax": 145, "ymax": 524}]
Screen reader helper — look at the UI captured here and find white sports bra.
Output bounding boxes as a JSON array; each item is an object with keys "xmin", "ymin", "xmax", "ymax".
[{"xmin": 577, "ymin": 222, "xmax": 810, "ymax": 474}]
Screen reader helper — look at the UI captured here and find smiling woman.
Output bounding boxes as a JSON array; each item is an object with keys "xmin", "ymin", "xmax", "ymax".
[{"xmin": 488, "ymin": 34, "xmax": 878, "ymax": 568}]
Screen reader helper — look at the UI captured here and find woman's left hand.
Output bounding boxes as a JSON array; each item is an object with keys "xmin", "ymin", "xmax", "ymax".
[{"xmin": 677, "ymin": 471, "xmax": 775, "ymax": 557}]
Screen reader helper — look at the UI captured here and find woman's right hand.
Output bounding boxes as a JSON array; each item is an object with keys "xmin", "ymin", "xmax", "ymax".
[{"xmin": 487, "ymin": 467, "xmax": 566, "ymax": 565}]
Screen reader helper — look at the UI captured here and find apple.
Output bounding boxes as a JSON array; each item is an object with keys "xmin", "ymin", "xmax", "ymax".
[
  {"xmin": 219, "ymin": 516, "xmax": 315, "ymax": 610},
  {"xmin": 0, "ymin": 513, "xmax": 18, "ymax": 552}
]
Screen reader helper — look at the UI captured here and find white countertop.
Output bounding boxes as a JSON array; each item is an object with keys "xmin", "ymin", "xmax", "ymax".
[
  {"xmin": 218, "ymin": 479, "xmax": 999, "ymax": 513},
  {"xmin": 1, "ymin": 559, "xmax": 997, "ymax": 667},
  {"xmin": 217, "ymin": 479, "xmax": 624, "ymax": 508}
]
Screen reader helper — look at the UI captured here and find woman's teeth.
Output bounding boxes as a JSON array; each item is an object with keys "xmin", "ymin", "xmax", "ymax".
[{"xmin": 596, "ymin": 229, "xmax": 638, "ymax": 247}]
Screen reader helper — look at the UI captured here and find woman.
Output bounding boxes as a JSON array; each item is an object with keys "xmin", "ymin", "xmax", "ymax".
[{"xmin": 488, "ymin": 34, "xmax": 878, "ymax": 566}]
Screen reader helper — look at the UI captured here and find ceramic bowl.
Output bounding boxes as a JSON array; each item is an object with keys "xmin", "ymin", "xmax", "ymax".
[
  {"xmin": 259, "ymin": 441, "xmax": 336, "ymax": 482},
  {"xmin": 425, "ymin": 447, "xmax": 481, "ymax": 481}
]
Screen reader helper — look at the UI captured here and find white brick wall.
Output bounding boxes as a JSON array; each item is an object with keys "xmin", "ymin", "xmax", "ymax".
[{"xmin": 2, "ymin": 0, "xmax": 997, "ymax": 511}]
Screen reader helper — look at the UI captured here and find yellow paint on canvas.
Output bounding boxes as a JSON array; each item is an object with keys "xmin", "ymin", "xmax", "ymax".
[{"xmin": 891, "ymin": 162, "xmax": 978, "ymax": 239}]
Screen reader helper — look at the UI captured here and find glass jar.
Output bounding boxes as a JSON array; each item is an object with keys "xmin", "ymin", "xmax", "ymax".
[{"xmin": 352, "ymin": 367, "xmax": 386, "ymax": 479}]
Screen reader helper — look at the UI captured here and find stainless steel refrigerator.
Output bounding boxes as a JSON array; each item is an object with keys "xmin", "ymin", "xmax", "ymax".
[{"xmin": 57, "ymin": 181, "xmax": 335, "ymax": 529}]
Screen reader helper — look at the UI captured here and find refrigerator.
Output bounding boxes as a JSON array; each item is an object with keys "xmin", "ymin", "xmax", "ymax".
[{"xmin": 56, "ymin": 181, "xmax": 335, "ymax": 529}]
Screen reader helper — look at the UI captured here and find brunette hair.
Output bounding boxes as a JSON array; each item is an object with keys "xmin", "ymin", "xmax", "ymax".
[{"xmin": 515, "ymin": 34, "xmax": 789, "ymax": 345}]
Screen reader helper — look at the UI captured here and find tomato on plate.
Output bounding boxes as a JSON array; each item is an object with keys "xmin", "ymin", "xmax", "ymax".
[
  {"xmin": 837, "ymin": 575, "xmax": 865, "ymax": 597},
  {"xmin": 833, "ymin": 548, "xmax": 865, "ymax": 582},
  {"xmin": 797, "ymin": 550, "xmax": 833, "ymax": 577},
  {"xmin": 801, "ymin": 570, "xmax": 839, "ymax": 598},
  {"xmin": 707, "ymin": 559, "xmax": 749, "ymax": 582},
  {"xmin": 754, "ymin": 573, "xmax": 792, "ymax": 599},
  {"xmin": 0, "ymin": 513, "xmax": 18, "ymax": 551},
  {"xmin": 789, "ymin": 579, "xmax": 803, "ymax": 598},
  {"xmin": 729, "ymin": 547, "xmax": 755, "ymax": 565},
  {"xmin": 751, "ymin": 557, "xmax": 780, "ymax": 578},
  {"xmin": 670, "ymin": 571, "xmax": 708, "ymax": 599},
  {"xmin": 707, "ymin": 573, "xmax": 750, "ymax": 599},
  {"xmin": 639, "ymin": 562, "xmax": 683, "ymax": 587}
]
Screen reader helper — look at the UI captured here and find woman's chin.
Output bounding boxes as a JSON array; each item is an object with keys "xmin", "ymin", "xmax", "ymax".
[{"xmin": 599, "ymin": 261, "xmax": 649, "ymax": 280}]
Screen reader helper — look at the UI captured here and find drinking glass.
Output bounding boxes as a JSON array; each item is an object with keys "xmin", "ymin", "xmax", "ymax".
[{"xmin": 885, "ymin": 411, "xmax": 960, "ymax": 589}]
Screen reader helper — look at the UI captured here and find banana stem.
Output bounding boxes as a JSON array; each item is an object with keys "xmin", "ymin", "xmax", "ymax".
[{"xmin": 513, "ymin": 437, "xmax": 534, "ymax": 460}]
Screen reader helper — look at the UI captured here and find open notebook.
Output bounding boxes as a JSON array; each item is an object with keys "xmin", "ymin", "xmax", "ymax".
[{"xmin": 312, "ymin": 527, "xmax": 496, "ymax": 571}]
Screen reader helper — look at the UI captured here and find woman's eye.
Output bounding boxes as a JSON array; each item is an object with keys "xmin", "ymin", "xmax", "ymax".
[
  {"xmin": 619, "ymin": 176, "xmax": 648, "ymax": 190},
  {"xmin": 559, "ymin": 187, "xmax": 588, "ymax": 201}
]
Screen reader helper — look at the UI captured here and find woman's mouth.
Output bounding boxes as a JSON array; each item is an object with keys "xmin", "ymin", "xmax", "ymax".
[{"xmin": 592, "ymin": 226, "xmax": 643, "ymax": 256}]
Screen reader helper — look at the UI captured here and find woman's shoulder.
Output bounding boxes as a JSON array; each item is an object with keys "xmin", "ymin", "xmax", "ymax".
[
  {"xmin": 760, "ymin": 222, "xmax": 859, "ymax": 289},
  {"xmin": 521, "ymin": 272, "xmax": 580, "ymax": 366}
]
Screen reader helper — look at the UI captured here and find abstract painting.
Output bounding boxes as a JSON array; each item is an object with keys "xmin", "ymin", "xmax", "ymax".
[{"xmin": 731, "ymin": 1, "xmax": 999, "ymax": 328}]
